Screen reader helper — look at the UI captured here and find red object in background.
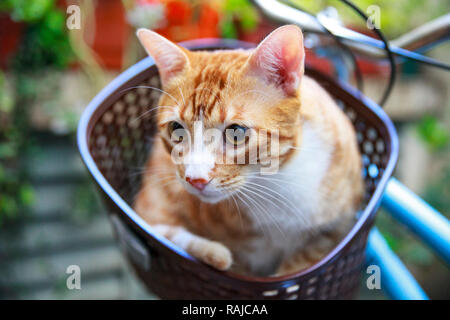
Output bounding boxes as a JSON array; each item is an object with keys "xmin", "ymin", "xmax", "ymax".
[
  {"xmin": 305, "ymin": 49, "xmax": 334, "ymax": 76},
  {"xmin": 165, "ymin": 0, "xmax": 192, "ymax": 26},
  {"xmin": 89, "ymin": 0, "xmax": 129, "ymax": 70},
  {"xmin": 238, "ymin": 18, "xmax": 278, "ymax": 44},
  {"xmin": 155, "ymin": 1, "xmax": 194, "ymax": 42},
  {"xmin": 157, "ymin": 1, "xmax": 219, "ymax": 42},
  {"xmin": 0, "ymin": 14, "xmax": 23, "ymax": 69},
  {"xmin": 197, "ymin": 4, "xmax": 220, "ymax": 38}
]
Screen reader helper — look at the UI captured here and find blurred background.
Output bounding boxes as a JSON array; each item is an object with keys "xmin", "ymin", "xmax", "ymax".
[{"xmin": 0, "ymin": 0, "xmax": 448, "ymax": 299}]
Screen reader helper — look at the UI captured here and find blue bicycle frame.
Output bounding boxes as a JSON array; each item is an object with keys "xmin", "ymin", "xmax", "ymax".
[{"xmin": 327, "ymin": 52, "xmax": 450, "ymax": 300}]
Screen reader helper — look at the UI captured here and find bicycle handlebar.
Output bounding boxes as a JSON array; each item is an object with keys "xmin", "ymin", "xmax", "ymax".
[{"xmin": 252, "ymin": 0, "xmax": 450, "ymax": 69}]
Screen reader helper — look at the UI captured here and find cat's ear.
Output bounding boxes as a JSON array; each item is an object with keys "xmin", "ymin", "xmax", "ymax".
[
  {"xmin": 245, "ymin": 25, "xmax": 305, "ymax": 96},
  {"xmin": 137, "ymin": 29, "xmax": 189, "ymax": 85}
]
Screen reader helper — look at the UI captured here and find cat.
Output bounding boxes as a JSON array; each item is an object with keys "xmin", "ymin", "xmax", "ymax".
[{"xmin": 133, "ymin": 25, "xmax": 363, "ymax": 276}]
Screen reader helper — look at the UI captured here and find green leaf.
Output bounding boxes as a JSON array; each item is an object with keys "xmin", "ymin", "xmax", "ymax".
[
  {"xmin": 0, "ymin": 142, "xmax": 17, "ymax": 158},
  {"xmin": 417, "ymin": 115, "xmax": 450, "ymax": 151},
  {"xmin": 19, "ymin": 184, "xmax": 34, "ymax": 206},
  {"xmin": 6, "ymin": 0, "xmax": 54, "ymax": 23},
  {"xmin": 239, "ymin": 7, "xmax": 259, "ymax": 31},
  {"xmin": 221, "ymin": 18, "xmax": 238, "ymax": 39}
]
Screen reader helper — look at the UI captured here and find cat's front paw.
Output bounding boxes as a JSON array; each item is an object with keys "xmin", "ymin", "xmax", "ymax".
[{"xmin": 197, "ymin": 241, "xmax": 232, "ymax": 271}]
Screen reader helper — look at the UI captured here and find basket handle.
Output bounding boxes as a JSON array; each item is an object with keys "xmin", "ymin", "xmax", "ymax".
[{"xmin": 110, "ymin": 214, "xmax": 151, "ymax": 271}]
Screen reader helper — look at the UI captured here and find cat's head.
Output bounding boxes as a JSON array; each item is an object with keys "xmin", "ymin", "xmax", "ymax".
[{"xmin": 137, "ymin": 25, "xmax": 305, "ymax": 203}]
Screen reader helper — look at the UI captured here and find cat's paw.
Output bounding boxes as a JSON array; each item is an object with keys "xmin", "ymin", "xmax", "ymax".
[
  {"xmin": 198, "ymin": 241, "xmax": 232, "ymax": 271},
  {"xmin": 151, "ymin": 224, "xmax": 232, "ymax": 270}
]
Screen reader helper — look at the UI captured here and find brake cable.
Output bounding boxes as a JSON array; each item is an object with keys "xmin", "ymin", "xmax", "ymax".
[{"xmin": 286, "ymin": 1, "xmax": 365, "ymax": 94}]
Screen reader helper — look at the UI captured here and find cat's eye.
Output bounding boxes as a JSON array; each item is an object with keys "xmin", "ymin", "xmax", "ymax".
[
  {"xmin": 168, "ymin": 121, "xmax": 186, "ymax": 143},
  {"xmin": 224, "ymin": 124, "xmax": 248, "ymax": 146}
]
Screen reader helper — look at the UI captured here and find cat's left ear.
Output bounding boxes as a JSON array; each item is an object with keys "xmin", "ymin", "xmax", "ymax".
[
  {"xmin": 244, "ymin": 25, "xmax": 305, "ymax": 96},
  {"xmin": 137, "ymin": 28, "xmax": 190, "ymax": 85}
]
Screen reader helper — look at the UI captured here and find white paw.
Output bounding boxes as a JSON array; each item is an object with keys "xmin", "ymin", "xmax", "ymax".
[{"xmin": 199, "ymin": 242, "xmax": 233, "ymax": 271}]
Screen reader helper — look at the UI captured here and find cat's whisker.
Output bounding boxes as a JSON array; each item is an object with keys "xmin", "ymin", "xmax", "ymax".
[
  {"xmin": 244, "ymin": 185, "xmax": 296, "ymax": 212},
  {"xmin": 244, "ymin": 171, "xmax": 327, "ymax": 187},
  {"xmin": 178, "ymin": 87, "xmax": 186, "ymax": 106},
  {"xmin": 129, "ymin": 168, "xmax": 171, "ymax": 178},
  {"xmin": 130, "ymin": 166, "xmax": 175, "ymax": 178},
  {"xmin": 158, "ymin": 179, "xmax": 180, "ymax": 190},
  {"xmin": 243, "ymin": 174, "xmax": 317, "ymax": 193},
  {"xmin": 241, "ymin": 183, "xmax": 305, "ymax": 225},
  {"xmin": 244, "ymin": 181, "xmax": 302, "ymax": 213},
  {"xmin": 239, "ymin": 186, "xmax": 288, "ymax": 240},
  {"xmin": 234, "ymin": 189, "xmax": 273, "ymax": 239},
  {"xmin": 222, "ymin": 188, "xmax": 244, "ymax": 232},
  {"xmin": 220, "ymin": 178, "xmax": 311, "ymax": 228},
  {"xmin": 132, "ymin": 107, "xmax": 175, "ymax": 123},
  {"xmin": 232, "ymin": 184, "xmax": 283, "ymax": 238},
  {"xmin": 244, "ymin": 175, "xmax": 321, "ymax": 218},
  {"xmin": 119, "ymin": 85, "xmax": 182, "ymax": 109},
  {"xmin": 145, "ymin": 175, "xmax": 177, "ymax": 187},
  {"xmin": 242, "ymin": 183, "xmax": 310, "ymax": 227}
]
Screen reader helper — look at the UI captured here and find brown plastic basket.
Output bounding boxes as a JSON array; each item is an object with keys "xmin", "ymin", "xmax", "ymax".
[{"xmin": 77, "ymin": 39, "xmax": 398, "ymax": 299}]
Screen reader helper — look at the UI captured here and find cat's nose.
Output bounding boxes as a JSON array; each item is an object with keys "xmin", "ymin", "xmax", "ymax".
[{"xmin": 186, "ymin": 177, "xmax": 209, "ymax": 191}]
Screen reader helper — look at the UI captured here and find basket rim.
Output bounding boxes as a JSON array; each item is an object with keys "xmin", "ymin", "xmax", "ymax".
[{"xmin": 77, "ymin": 38, "xmax": 399, "ymax": 284}]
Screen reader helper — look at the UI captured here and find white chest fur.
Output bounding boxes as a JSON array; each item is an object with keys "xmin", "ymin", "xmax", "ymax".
[{"xmin": 235, "ymin": 121, "xmax": 333, "ymax": 274}]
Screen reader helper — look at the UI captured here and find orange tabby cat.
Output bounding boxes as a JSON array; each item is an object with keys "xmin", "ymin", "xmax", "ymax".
[{"xmin": 134, "ymin": 25, "xmax": 363, "ymax": 276}]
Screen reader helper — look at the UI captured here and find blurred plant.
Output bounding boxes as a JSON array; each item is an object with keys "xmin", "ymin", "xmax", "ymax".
[
  {"xmin": 377, "ymin": 209, "xmax": 434, "ymax": 268},
  {"xmin": 417, "ymin": 115, "xmax": 450, "ymax": 217},
  {"xmin": 221, "ymin": 0, "xmax": 259, "ymax": 39},
  {"xmin": 286, "ymin": 0, "xmax": 446, "ymax": 38},
  {"xmin": 0, "ymin": 0, "xmax": 53, "ymax": 22},
  {"xmin": 1, "ymin": 0, "xmax": 74, "ymax": 70},
  {"xmin": 417, "ymin": 115, "xmax": 449, "ymax": 152},
  {"xmin": 71, "ymin": 181, "xmax": 103, "ymax": 224},
  {"xmin": 376, "ymin": 115, "xmax": 449, "ymax": 280},
  {"xmin": 0, "ymin": 71, "xmax": 34, "ymax": 225},
  {"xmin": 422, "ymin": 163, "xmax": 450, "ymax": 218},
  {"xmin": 0, "ymin": 0, "xmax": 75, "ymax": 225}
]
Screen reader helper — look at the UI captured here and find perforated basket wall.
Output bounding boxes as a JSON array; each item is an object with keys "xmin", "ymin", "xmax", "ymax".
[{"xmin": 78, "ymin": 40, "xmax": 398, "ymax": 300}]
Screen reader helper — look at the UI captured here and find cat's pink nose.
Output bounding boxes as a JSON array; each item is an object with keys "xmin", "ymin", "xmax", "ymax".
[{"xmin": 186, "ymin": 177, "xmax": 208, "ymax": 191}]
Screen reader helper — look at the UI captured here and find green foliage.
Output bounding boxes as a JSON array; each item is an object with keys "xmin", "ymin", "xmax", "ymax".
[
  {"xmin": 221, "ymin": 0, "xmax": 260, "ymax": 38},
  {"xmin": 0, "ymin": 0, "xmax": 54, "ymax": 22},
  {"xmin": 417, "ymin": 115, "xmax": 449, "ymax": 151},
  {"xmin": 2, "ymin": 0, "xmax": 74, "ymax": 71},
  {"xmin": 0, "ymin": 73, "xmax": 14, "ymax": 114},
  {"xmin": 0, "ymin": 70, "xmax": 35, "ymax": 225},
  {"xmin": 423, "ymin": 164, "xmax": 450, "ymax": 218},
  {"xmin": 71, "ymin": 181, "xmax": 102, "ymax": 224},
  {"xmin": 376, "ymin": 210, "xmax": 434, "ymax": 267},
  {"xmin": 0, "ymin": 0, "xmax": 75, "ymax": 225},
  {"xmin": 286, "ymin": 0, "xmax": 447, "ymax": 38}
]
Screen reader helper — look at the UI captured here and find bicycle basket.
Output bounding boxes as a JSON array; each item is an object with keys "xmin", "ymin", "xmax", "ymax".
[{"xmin": 77, "ymin": 39, "xmax": 398, "ymax": 299}]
